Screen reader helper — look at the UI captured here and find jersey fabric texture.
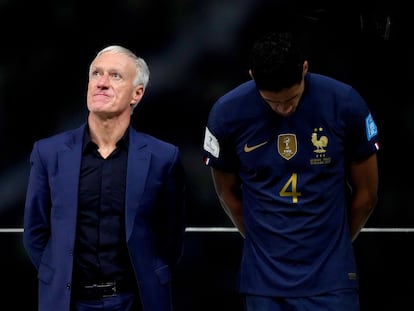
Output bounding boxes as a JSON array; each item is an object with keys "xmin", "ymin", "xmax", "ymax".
[{"xmin": 203, "ymin": 73, "xmax": 380, "ymax": 297}]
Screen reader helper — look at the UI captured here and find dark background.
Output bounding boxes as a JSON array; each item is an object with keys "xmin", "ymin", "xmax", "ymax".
[{"xmin": 0, "ymin": 0, "xmax": 413, "ymax": 309}]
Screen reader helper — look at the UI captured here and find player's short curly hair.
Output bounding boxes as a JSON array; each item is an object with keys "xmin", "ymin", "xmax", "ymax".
[{"xmin": 249, "ymin": 32, "xmax": 304, "ymax": 92}]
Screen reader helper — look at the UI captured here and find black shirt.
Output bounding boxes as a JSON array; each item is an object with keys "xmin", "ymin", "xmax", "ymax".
[{"xmin": 72, "ymin": 127, "xmax": 136, "ymax": 288}]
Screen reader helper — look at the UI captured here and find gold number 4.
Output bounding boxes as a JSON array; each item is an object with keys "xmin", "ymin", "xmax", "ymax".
[{"xmin": 279, "ymin": 173, "xmax": 302, "ymax": 203}]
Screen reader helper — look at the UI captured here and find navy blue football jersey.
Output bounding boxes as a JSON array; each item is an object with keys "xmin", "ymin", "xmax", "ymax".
[{"xmin": 203, "ymin": 73, "xmax": 380, "ymax": 296}]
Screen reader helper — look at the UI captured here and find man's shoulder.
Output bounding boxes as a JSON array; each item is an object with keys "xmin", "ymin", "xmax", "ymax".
[
  {"xmin": 210, "ymin": 80, "xmax": 257, "ymax": 115},
  {"xmin": 130, "ymin": 128, "xmax": 179, "ymax": 152},
  {"xmin": 307, "ymin": 72, "xmax": 352, "ymax": 91},
  {"xmin": 219, "ymin": 80, "xmax": 256, "ymax": 102},
  {"xmin": 35, "ymin": 124, "xmax": 85, "ymax": 146}
]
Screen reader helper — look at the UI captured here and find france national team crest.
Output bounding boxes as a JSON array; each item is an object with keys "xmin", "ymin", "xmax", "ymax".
[
  {"xmin": 365, "ymin": 113, "xmax": 378, "ymax": 140},
  {"xmin": 278, "ymin": 134, "xmax": 297, "ymax": 160},
  {"xmin": 310, "ymin": 128, "xmax": 331, "ymax": 165}
]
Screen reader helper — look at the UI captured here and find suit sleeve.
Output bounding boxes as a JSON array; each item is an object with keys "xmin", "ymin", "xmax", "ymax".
[
  {"xmin": 164, "ymin": 147, "xmax": 186, "ymax": 265},
  {"xmin": 23, "ymin": 141, "xmax": 52, "ymax": 269}
]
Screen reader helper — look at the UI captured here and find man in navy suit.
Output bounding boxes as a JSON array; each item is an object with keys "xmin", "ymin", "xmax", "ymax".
[{"xmin": 23, "ymin": 45, "xmax": 186, "ymax": 311}]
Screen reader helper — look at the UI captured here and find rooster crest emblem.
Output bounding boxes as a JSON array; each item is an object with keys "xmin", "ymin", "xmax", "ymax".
[{"xmin": 311, "ymin": 128, "xmax": 328, "ymax": 154}]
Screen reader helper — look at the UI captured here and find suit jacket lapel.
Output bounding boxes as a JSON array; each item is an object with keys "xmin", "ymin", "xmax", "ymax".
[
  {"xmin": 125, "ymin": 129, "xmax": 151, "ymax": 239},
  {"xmin": 57, "ymin": 125, "xmax": 84, "ymax": 235}
]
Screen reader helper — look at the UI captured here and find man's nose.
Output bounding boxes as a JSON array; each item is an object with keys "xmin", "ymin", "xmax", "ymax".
[{"xmin": 97, "ymin": 74, "xmax": 110, "ymax": 86}]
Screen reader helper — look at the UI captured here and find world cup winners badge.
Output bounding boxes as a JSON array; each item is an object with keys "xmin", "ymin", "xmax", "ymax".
[{"xmin": 278, "ymin": 134, "xmax": 297, "ymax": 160}]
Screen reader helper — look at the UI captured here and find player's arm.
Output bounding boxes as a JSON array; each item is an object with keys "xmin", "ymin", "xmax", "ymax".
[
  {"xmin": 347, "ymin": 153, "xmax": 379, "ymax": 241},
  {"xmin": 210, "ymin": 167, "xmax": 245, "ymax": 238}
]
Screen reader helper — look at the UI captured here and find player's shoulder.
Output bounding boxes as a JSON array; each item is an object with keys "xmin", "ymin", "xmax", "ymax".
[
  {"xmin": 216, "ymin": 80, "xmax": 255, "ymax": 104},
  {"xmin": 307, "ymin": 72, "xmax": 353, "ymax": 94},
  {"xmin": 210, "ymin": 80, "xmax": 257, "ymax": 115}
]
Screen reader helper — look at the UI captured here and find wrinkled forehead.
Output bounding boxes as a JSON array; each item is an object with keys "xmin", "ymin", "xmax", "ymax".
[{"xmin": 91, "ymin": 52, "xmax": 135, "ymax": 71}]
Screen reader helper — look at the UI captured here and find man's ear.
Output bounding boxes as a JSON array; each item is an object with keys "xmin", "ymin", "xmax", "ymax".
[
  {"xmin": 133, "ymin": 85, "xmax": 144, "ymax": 103},
  {"xmin": 303, "ymin": 61, "xmax": 309, "ymax": 75},
  {"xmin": 248, "ymin": 69, "xmax": 254, "ymax": 79}
]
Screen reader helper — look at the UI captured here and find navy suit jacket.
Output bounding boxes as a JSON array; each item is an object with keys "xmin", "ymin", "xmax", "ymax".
[{"xmin": 23, "ymin": 124, "xmax": 186, "ymax": 311}]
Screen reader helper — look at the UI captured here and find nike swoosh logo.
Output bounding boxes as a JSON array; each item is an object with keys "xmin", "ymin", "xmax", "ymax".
[{"xmin": 244, "ymin": 141, "xmax": 268, "ymax": 152}]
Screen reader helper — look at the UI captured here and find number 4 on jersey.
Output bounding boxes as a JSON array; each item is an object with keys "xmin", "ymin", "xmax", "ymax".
[{"xmin": 279, "ymin": 173, "xmax": 302, "ymax": 203}]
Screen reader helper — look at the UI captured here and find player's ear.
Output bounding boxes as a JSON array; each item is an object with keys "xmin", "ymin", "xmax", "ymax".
[{"xmin": 302, "ymin": 61, "xmax": 309, "ymax": 76}]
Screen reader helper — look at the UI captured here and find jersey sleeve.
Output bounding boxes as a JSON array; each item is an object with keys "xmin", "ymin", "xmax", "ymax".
[
  {"xmin": 344, "ymin": 87, "xmax": 380, "ymax": 162},
  {"xmin": 202, "ymin": 101, "xmax": 239, "ymax": 173}
]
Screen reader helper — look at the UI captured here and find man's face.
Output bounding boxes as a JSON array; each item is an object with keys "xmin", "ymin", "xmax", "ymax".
[
  {"xmin": 259, "ymin": 79, "xmax": 305, "ymax": 117},
  {"xmin": 87, "ymin": 52, "xmax": 143, "ymax": 118}
]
